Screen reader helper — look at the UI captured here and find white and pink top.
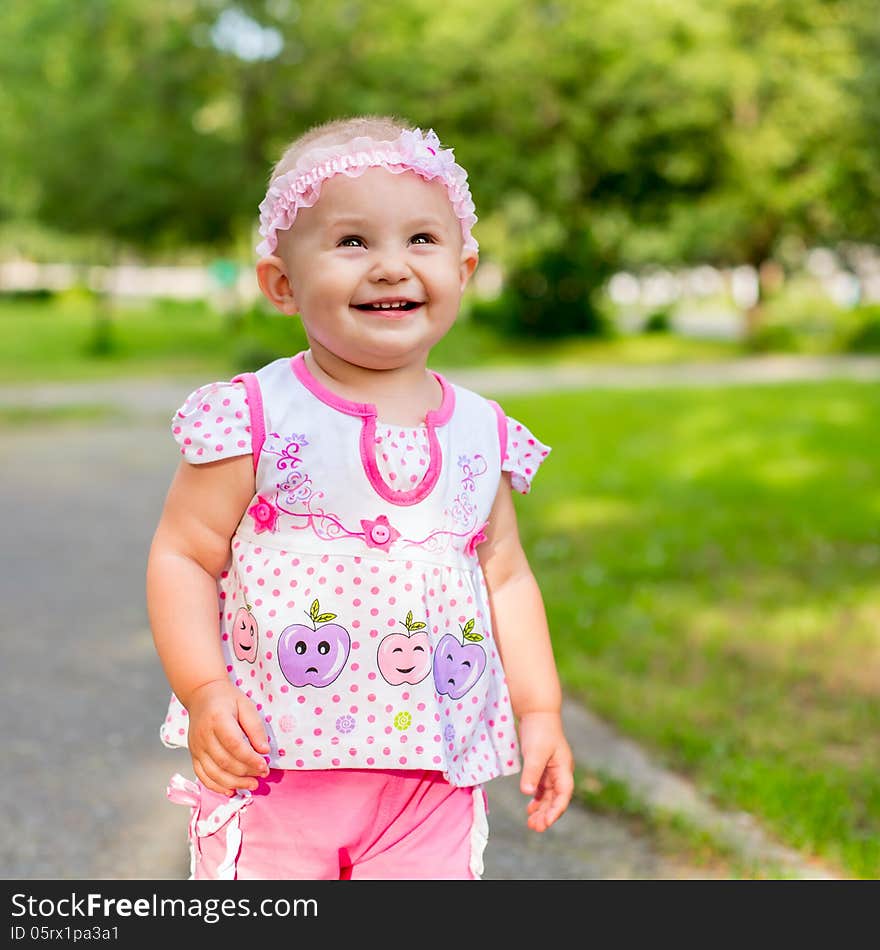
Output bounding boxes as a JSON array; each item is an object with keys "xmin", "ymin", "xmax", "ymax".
[{"xmin": 160, "ymin": 351, "xmax": 550, "ymax": 788}]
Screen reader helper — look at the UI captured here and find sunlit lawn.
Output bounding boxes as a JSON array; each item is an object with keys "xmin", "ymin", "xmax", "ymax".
[
  {"xmin": 499, "ymin": 381, "xmax": 880, "ymax": 879},
  {"xmin": 0, "ymin": 292, "xmax": 742, "ymax": 383}
]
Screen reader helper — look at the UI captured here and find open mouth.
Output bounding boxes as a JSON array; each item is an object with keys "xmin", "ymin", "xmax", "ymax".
[{"xmin": 352, "ymin": 300, "xmax": 422, "ymax": 313}]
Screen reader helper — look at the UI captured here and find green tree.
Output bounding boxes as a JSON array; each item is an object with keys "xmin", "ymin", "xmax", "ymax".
[{"xmin": 1, "ymin": 0, "xmax": 876, "ymax": 339}]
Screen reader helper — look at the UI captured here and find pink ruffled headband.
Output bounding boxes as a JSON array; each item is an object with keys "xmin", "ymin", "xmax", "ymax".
[{"xmin": 255, "ymin": 128, "xmax": 479, "ymax": 257}]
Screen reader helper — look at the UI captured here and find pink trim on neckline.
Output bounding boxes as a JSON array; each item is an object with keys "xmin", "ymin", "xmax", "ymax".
[
  {"xmin": 290, "ymin": 351, "xmax": 453, "ymax": 507},
  {"xmin": 290, "ymin": 351, "xmax": 454, "ymax": 425},
  {"xmin": 359, "ymin": 416, "xmax": 442, "ymax": 506}
]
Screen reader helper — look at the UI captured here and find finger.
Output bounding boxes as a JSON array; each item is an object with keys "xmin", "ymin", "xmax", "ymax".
[
  {"xmin": 527, "ymin": 806, "xmax": 551, "ymax": 832},
  {"xmin": 534, "ymin": 780, "xmax": 574, "ymax": 829},
  {"xmin": 192, "ymin": 758, "xmax": 234, "ymax": 797},
  {"xmin": 527, "ymin": 796, "xmax": 561, "ymax": 832},
  {"xmin": 237, "ymin": 699, "xmax": 272, "ymax": 761},
  {"xmin": 194, "ymin": 732, "xmax": 263, "ymax": 794},
  {"xmin": 519, "ymin": 758, "xmax": 547, "ymax": 798},
  {"xmin": 525, "ymin": 781, "xmax": 571, "ymax": 831},
  {"xmin": 195, "ymin": 750, "xmax": 260, "ymax": 794},
  {"xmin": 214, "ymin": 720, "xmax": 268, "ymax": 774}
]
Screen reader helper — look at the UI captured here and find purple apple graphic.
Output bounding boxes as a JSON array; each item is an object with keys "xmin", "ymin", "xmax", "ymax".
[
  {"xmin": 377, "ymin": 610, "xmax": 432, "ymax": 686},
  {"xmin": 278, "ymin": 598, "xmax": 350, "ymax": 688},
  {"xmin": 432, "ymin": 618, "xmax": 486, "ymax": 700}
]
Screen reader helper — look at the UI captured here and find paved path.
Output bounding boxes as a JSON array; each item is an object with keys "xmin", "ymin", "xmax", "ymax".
[{"xmin": 3, "ymin": 356, "xmax": 858, "ymax": 881}]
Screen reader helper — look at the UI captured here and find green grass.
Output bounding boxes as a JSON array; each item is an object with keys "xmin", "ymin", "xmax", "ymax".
[
  {"xmin": 499, "ymin": 381, "xmax": 880, "ymax": 879},
  {"xmin": 0, "ymin": 293, "xmax": 256, "ymax": 382},
  {"xmin": 0, "ymin": 293, "xmax": 743, "ymax": 383},
  {"xmin": 573, "ymin": 766, "xmax": 769, "ymax": 879},
  {"xmin": 0, "ymin": 405, "xmax": 121, "ymax": 426}
]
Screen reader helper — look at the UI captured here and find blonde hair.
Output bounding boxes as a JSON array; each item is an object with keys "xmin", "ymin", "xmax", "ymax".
[{"xmin": 270, "ymin": 114, "xmax": 413, "ymax": 182}]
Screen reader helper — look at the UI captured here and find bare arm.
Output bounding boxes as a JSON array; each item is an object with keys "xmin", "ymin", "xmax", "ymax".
[
  {"xmin": 479, "ymin": 475, "xmax": 574, "ymax": 830},
  {"xmin": 146, "ymin": 455, "xmax": 270, "ymax": 794}
]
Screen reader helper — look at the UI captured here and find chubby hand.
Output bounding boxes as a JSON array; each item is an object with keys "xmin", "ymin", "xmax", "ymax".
[
  {"xmin": 517, "ymin": 710, "xmax": 575, "ymax": 832},
  {"xmin": 184, "ymin": 679, "xmax": 271, "ymax": 796}
]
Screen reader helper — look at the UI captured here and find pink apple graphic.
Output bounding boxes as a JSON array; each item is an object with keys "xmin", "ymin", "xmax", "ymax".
[
  {"xmin": 432, "ymin": 618, "xmax": 486, "ymax": 700},
  {"xmin": 377, "ymin": 610, "xmax": 432, "ymax": 686},
  {"xmin": 278, "ymin": 598, "xmax": 350, "ymax": 688},
  {"xmin": 231, "ymin": 604, "xmax": 259, "ymax": 663}
]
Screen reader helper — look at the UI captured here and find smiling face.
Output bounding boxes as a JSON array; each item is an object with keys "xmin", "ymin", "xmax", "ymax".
[
  {"xmin": 232, "ymin": 607, "xmax": 258, "ymax": 663},
  {"xmin": 377, "ymin": 630, "xmax": 432, "ymax": 686},
  {"xmin": 268, "ymin": 167, "xmax": 478, "ymax": 373},
  {"xmin": 432, "ymin": 633, "xmax": 486, "ymax": 700}
]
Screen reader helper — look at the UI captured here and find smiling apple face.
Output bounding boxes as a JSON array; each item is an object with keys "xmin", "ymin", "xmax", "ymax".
[
  {"xmin": 378, "ymin": 631, "xmax": 432, "ymax": 686},
  {"xmin": 378, "ymin": 611, "xmax": 432, "ymax": 686},
  {"xmin": 432, "ymin": 633, "xmax": 486, "ymax": 700},
  {"xmin": 232, "ymin": 606, "xmax": 259, "ymax": 664}
]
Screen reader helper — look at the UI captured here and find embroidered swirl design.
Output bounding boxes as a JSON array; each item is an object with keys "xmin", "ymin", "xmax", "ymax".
[
  {"xmin": 259, "ymin": 434, "xmax": 491, "ymax": 553},
  {"xmin": 265, "ymin": 432, "xmax": 309, "ymax": 472},
  {"xmin": 449, "ymin": 454, "xmax": 487, "ymax": 528},
  {"xmin": 402, "ymin": 453, "xmax": 489, "ymax": 551},
  {"xmin": 279, "ymin": 469, "xmax": 315, "ymax": 505}
]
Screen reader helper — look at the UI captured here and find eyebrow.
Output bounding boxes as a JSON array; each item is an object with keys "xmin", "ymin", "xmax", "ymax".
[
  {"xmin": 325, "ymin": 214, "xmax": 449, "ymax": 230},
  {"xmin": 324, "ymin": 215, "xmax": 371, "ymax": 228}
]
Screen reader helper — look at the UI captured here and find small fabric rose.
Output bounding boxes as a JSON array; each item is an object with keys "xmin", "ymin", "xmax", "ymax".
[
  {"xmin": 465, "ymin": 521, "xmax": 489, "ymax": 557},
  {"xmin": 248, "ymin": 495, "xmax": 279, "ymax": 534}
]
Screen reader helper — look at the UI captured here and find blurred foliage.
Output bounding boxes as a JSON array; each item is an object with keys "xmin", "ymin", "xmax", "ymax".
[
  {"xmin": 470, "ymin": 225, "xmax": 612, "ymax": 337},
  {"xmin": 642, "ymin": 309, "xmax": 673, "ymax": 334},
  {"xmin": 0, "ymin": 0, "xmax": 878, "ymax": 337},
  {"xmin": 743, "ymin": 274, "xmax": 880, "ymax": 354},
  {"xmin": 840, "ymin": 304, "xmax": 880, "ymax": 353}
]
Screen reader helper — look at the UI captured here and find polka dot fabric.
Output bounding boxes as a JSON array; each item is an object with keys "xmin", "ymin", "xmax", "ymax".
[
  {"xmin": 373, "ymin": 423, "xmax": 431, "ymax": 487},
  {"xmin": 160, "ymin": 354, "xmax": 553, "ymax": 788},
  {"xmin": 172, "ymin": 381, "xmax": 252, "ymax": 463},
  {"xmin": 502, "ymin": 415, "xmax": 551, "ymax": 494},
  {"xmin": 161, "ymin": 553, "xmax": 521, "ymax": 787}
]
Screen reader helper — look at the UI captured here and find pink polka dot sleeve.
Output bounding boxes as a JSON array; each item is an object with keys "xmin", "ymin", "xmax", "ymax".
[
  {"xmin": 171, "ymin": 380, "xmax": 252, "ymax": 463},
  {"xmin": 502, "ymin": 415, "xmax": 551, "ymax": 494}
]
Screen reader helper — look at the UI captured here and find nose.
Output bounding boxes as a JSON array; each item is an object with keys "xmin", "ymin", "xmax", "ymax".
[{"xmin": 369, "ymin": 246, "xmax": 411, "ymax": 284}]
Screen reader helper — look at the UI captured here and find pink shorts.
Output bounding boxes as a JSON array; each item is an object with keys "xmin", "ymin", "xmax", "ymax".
[{"xmin": 167, "ymin": 769, "xmax": 489, "ymax": 880}]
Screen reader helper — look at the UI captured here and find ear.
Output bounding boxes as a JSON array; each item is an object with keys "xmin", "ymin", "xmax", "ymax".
[
  {"xmin": 255, "ymin": 255, "xmax": 299, "ymax": 315},
  {"xmin": 459, "ymin": 251, "xmax": 479, "ymax": 292}
]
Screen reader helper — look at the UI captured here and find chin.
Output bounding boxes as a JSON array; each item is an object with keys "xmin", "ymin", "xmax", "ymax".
[
  {"xmin": 353, "ymin": 338, "xmax": 437, "ymax": 371},
  {"xmin": 358, "ymin": 350, "xmax": 427, "ymax": 372}
]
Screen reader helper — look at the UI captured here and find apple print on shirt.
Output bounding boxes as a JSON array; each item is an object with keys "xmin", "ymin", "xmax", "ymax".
[
  {"xmin": 231, "ymin": 604, "xmax": 259, "ymax": 663},
  {"xmin": 277, "ymin": 598, "xmax": 351, "ymax": 688},
  {"xmin": 377, "ymin": 610, "xmax": 432, "ymax": 686},
  {"xmin": 432, "ymin": 618, "xmax": 487, "ymax": 700}
]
